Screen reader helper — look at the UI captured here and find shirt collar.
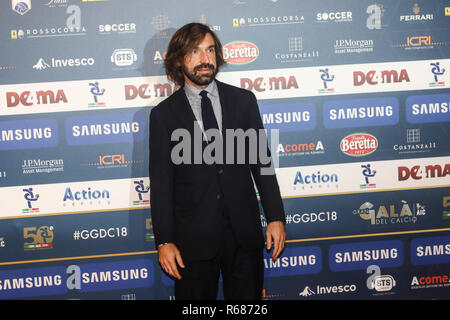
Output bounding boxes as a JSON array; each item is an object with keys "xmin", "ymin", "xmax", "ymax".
[{"xmin": 184, "ymin": 80, "xmax": 218, "ymax": 99}]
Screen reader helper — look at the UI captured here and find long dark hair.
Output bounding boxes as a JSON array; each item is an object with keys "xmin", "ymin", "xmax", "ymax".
[{"xmin": 164, "ymin": 23, "xmax": 226, "ymax": 86}]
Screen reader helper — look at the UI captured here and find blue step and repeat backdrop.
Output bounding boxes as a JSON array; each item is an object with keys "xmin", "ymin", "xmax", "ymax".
[{"xmin": 0, "ymin": 0, "xmax": 449, "ymax": 300}]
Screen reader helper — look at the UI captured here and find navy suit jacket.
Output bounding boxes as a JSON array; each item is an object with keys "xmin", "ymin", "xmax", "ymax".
[{"xmin": 149, "ymin": 80, "xmax": 285, "ymax": 262}]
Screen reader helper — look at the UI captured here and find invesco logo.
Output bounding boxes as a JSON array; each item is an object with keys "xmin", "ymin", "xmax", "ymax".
[
  {"xmin": 340, "ymin": 133, "xmax": 378, "ymax": 157},
  {"xmin": 223, "ymin": 41, "xmax": 259, "ymax": 65}
]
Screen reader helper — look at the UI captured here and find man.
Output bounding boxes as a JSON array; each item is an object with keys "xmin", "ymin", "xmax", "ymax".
[{"xmin": 149, "ymin": 22, "xmax": 285, "ymax": 300}]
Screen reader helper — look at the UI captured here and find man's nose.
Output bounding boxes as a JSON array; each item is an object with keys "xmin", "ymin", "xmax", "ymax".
[{"xmin": 199, "ymin": 50, "xmax": 210, "ymax": 63}]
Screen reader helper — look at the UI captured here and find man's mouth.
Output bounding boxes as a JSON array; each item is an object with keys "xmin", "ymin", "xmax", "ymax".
[{"xmin": 194, "ymin": 64, "xmax": 214, "ymax": 74}]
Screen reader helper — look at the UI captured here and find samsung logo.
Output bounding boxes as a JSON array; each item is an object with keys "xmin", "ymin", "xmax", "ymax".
[
  {"xmin": 263, "ymin": 111, "xmax": 310, "ymax": 124},
  {"xmin": 264, "ymin": 246, "xmax": 322, "ymax": 277},
  {"xmin": 406, "ymin": 93, "xmax": 450, "ymax": 124},
  {"xmin": 411, "ymin": 236, "xmax": 450, "ymax": 265},
  {"xmin": 1, "ymin": 127, "xmax": 52, "ymax": 141},
  {"xmin": 329, "ymin": 240, "xmax": 404, "ymax": 271},
  {"xmin": 66, "ymin": 112, "xmax": 147, "ymax": 145},
  {"xmin": 0, "ymin": 119, "xmax": 58, "ymax": 150},
  {"xmin": 264, "ymin": 254, "xmax": 316, "ymax": 268},
  {"xmin": 324, "ymin": 97, "xmax": 399, "ymax": 128},
  {"xmin": 334, "ymin": 248, "xmax": 398, "ymax": 263},
  {"xmin": 72, "ymin": 122, "xmax": 140, "ymax": 137},
  {"xmin": 260, "ymin": 103, "xmax": 316, "ymax": 132}
]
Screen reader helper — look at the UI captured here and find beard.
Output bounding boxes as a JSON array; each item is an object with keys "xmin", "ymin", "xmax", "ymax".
[{"xmin": 182, "ymin": 63, "xmax": 217, "ymax": 86}]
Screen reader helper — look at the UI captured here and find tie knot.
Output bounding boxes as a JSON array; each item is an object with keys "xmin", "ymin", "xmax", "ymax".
[{"xmin": 199, "ymin": 90, "xmax": 208, "ymax": 98}]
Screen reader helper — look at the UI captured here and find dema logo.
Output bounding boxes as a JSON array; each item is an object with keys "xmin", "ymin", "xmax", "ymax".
[{"xmin": 259, "ymin": 103, "xmax": 316, "ymax": 132}]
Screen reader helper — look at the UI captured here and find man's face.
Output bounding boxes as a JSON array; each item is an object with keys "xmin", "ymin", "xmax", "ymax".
[{"xmin": 182, "ymin": 33, "xmax": 217, "ymax": 89}]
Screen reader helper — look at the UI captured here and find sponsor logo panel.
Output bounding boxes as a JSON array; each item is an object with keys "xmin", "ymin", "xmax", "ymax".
[
  {"xmin": 299, "ymin": 282, "xmax": 357, "ymax": 298},
  {"xmin": 223, "ymin": 41, "xmax": 259, "ymax": 65},
  {"xmin": 276, "ymin": 156, "xmax": 450, "ymax": 198},
  {"xmin": 340, "ymin": 133, "xmax": 378, "ymax": 157},
  {"xmin": 0, "ymin": 266, "xmax": 66, "ymax": 299},
  {"xmin": 0, "ymin": 177, "xmax": 150, "ymax": 219},
  {"xmin": 264, "ymin": 246, "xmax": 322, "ymax": 277},
  {"xmin": 323, "ymin": 97, "xmax": 399, "ymax": 129},
  {"xmin": 393, "ymin": 128, "xmax": 438, "ymax": 155},
  {"xmin": 329, "ymin": 240, "xmax": 404, "ymax": 272},
  {"xmin": 260, "ymin": 103, "xmax": 316, "ymax": 132},
  {"xmin": 65, "ymin": 112, "xmax": 147, "ymax": 146},
  {"xmin": 406, "ymin": 93, "xmax": 450, "ymax": 124},
  {"xmin": 0, "ymin": 259, "xmax": 154, "ymax": 299},
  {"xmin": 68, "ymin": 260, "xmax": 154, "ymax": 292},
  {"xmin": 411, "ymin": 273, "xmax": 450, "ymax": 290},
  {"xmin": 353, "ymin": 199, "xmax": 426, "ymax": 226},
  {"xmin": 411, "ymin": 236, "xmax": 450, "ymax": 265},
  {"xmin": 0, "ymin": 119, "xmax": 58, "ymax": 150}
]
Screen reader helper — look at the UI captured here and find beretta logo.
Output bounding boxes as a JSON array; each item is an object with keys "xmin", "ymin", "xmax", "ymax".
[
  {"xmin": 340, "ymin": 133, "xmax": 378, "ymax": 157},
  {"xmin": 223, "ymin": 41, "xmax": 259, "ymax": 65}
]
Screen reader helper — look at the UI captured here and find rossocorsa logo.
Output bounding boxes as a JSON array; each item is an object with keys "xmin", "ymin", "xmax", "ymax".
[{"xmin": 223, "ymin": 41, "xmax": 259, "ymax": 65}]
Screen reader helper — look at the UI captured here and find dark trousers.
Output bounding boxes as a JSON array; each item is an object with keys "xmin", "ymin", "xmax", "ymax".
[{"xmin": 174, "ymin": 218, "xmax": 264, "ymax": 300}]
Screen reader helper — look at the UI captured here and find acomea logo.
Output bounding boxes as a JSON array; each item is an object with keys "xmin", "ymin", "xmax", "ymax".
[{"xmin": 340, "ymin": 133, "xmax": 378, "ymax": 157}]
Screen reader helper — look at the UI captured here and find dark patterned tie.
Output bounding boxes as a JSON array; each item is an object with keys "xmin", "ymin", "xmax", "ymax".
[{"xmin": 200, "ymin": 90, "xmax": 219, "ymax": 141}]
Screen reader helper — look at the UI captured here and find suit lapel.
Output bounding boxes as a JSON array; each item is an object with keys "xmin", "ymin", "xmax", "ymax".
[
  {"xmin": 216, "ymin": 80, "xmax": 236, "ymax": 132},
  {"xmin": 170, "ymin": 86, "xmax": 208, "ymax": 147},
  {"xmin": 170, "ymin": 87, "xmax": 197, "ymax": 128}
]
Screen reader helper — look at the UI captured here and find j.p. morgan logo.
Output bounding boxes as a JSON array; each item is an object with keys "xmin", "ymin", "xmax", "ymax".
[
  {"xmin": 340, "ymin": 133, "xmax": 378, "ymax": 157},
  {"xmin": 223, "ymin": 41, "xmax": 259, "ymax": 65}
]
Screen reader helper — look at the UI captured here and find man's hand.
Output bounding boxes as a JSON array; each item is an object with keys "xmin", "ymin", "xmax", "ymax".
[
  {"xmin": 266, "ymin": 221, "xmax": 286, "ymax": 262},
  {"xmin": 158, "ymin": 243, "xmax": 185, "ymax": 280}
]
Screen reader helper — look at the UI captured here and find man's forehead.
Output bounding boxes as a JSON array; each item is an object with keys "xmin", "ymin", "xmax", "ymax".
[{"xmin": 192, "ymin": 33, "xmax": 215, "ymax": 47}]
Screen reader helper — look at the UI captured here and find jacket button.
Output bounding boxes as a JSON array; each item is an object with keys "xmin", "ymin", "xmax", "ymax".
[
  {"xmin": 217, "ymin": 193, "xmax": 221, "ymax": 199},
  {"xmin": 217, "ymin": 169, "xmax": 223, "ymax": 174}
]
